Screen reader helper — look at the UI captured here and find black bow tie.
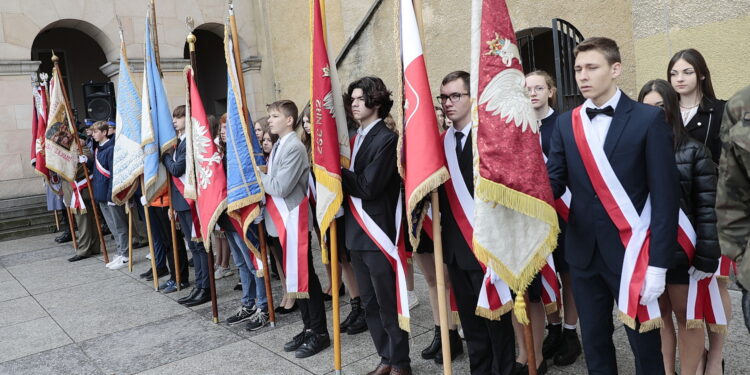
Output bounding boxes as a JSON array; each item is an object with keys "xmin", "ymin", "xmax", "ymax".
[{"xmin": 586, "ymin": 106, "xmax": 615, "ymax": 120}]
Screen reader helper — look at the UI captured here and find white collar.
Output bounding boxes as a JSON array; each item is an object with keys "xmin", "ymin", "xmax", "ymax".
[
  {"xmin": 449, "ymin": 122, "xmax": 472, "ymax": 138},
  {"xmin": 276, "ymin": 131, "xmax": 294, "ymax": 149},
  {"xmin": 99, "ymin": 138, "xmax": 110, "ymax": 147},
  {"xmin": 179, "ymin": 133, "xmax": 186, "ymax": 141},
  {"xmin": 543, "ymin": 107, "xmax": 555, "ymax": 120},
  {"xmin": 584, "ymin": 88, "xmax": 622, "ymax": 111},
  {"xmin": 357, "ymin": 118, "xmax": 381, "ymax": 137}
]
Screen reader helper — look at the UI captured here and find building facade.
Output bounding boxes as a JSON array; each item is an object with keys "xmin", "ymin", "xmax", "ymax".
[{"xmin": 0, "ymin": 0, "xmax": 748, "ymax": 199}]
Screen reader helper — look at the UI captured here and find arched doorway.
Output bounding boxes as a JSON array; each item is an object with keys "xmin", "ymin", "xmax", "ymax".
[
  {"xmin": 183, "ymin": 26, "xmax": 228, "ymax": 117},
  {"xmin": 31, "ymin": 25, "xmax": 109, "ymax": 124}
]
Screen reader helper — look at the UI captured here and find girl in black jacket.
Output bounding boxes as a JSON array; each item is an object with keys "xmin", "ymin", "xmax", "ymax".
[{"xmin": 639, "ymin": 80, "xmax": 721, "ymax": 375}]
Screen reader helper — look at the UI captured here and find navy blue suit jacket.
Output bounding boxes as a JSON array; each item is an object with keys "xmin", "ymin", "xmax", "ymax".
[
  {"xmin": 546, "ymin": 93, "xmax": 679, "ymax": 274},
  {"xmin": 162, "ymin": 138, "xmax": 191, "ymax": 212}
]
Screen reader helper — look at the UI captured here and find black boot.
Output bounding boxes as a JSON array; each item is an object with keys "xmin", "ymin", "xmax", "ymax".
[
  {"xmin": 542, "ymin": 323, "xmax": 562, "ymax": 360},
  {"xmin": 421, "ymin": 325, "xmax": 441, "ymax": 360},
  {"xmin": 435, "ymin": 328, "xmax": 464, "ymax": 364},
  {"xmin": 553, "ymin": 327, "xmax": 582, "ymax": 366},
  {"xmin": 341, "ymin": 297, "xmax": 361, "ymax": 331},
  {"xmin": 54, "ymin": 231, "xmax": 72, "ymax": 244}
]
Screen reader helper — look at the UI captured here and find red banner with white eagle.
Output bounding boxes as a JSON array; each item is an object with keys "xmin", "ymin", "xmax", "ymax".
[
  {"xmin": 470, "ymin": 0, "xmax": 559, "ymax": 305},
  {"xmin": 184, "ymin": 66, "xmax": 228, "ymax": 251},
  {"xmin": 32, "ymin": 82, "xmax": 50, "ymax": 180},
  {"xmin": 399, "ymin": 0, "xmax": 449, "ymax": 248}
]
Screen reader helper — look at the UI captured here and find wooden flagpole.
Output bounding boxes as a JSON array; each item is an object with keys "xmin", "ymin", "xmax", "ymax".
[
  {"xmin": 66, "ymin": 207, "xmax": 78, "ymax": 250},
  {"xmin": 53, "ymin": 209, "xmax": 60, "ymax": 231},
  {"xmin": 258, "ymin": 225, "xmax": 276, "ymax": 326},
  {"xmin": 127, "ymin": 208, "xmax": 133, "ymax": 272},
  {"xmin": 51, "ymin": 54, "xmax": 109, "ymax": 264},
  {"xmin": 142, "ymin": 177, "xmax": 160, "ymax": 291},
  {"xmin": 330, "ymin": 221, "xmax": 341, "ymax": 373}
]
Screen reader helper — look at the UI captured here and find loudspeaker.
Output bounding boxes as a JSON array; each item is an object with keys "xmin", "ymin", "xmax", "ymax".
[{"xmin": 82, "ymin": 81, "xmax": 116, "ymax": 122}]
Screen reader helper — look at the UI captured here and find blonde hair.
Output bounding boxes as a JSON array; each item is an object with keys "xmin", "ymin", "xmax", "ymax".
[
  {"xmin": 526, "ymin": 70, "xmax": 557, "ymax": 108},
  {"xmin": 91, "ymin": 121, "xmax": 110, "ymax": 133}
]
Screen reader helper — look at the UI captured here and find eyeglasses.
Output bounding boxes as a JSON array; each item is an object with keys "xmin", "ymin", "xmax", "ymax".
[
  {"xmin": 436, "ymin": 92, "xmax": 469, "ymax": 104},
  {"xmin": 526, "ymin": 86, "xmax": 547, "ymax": 94}
]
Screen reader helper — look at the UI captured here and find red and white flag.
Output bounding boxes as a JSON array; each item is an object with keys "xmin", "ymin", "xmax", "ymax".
[
  {"xmin": 184, "ymin": 66, "xmax": 228, "ymax": 251},
  {"xmin": 399, "ymin": 0, "xmax": 449, "ymax": 248},
  {"xmin": 31, "ymin": 82, "xmax": 50, "ymax": 181},
  {"xmin": 470, "ymin": 0, "xmax": 560, "ymax": 320}
]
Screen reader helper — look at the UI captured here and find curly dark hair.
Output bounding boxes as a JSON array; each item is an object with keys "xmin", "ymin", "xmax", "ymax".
[{"xmin": 345, "ymin": 76, "xmax": 394, "ymax": 120}]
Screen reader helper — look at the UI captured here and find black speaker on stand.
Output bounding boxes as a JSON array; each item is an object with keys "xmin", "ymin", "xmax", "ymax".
[{"xmin": 82, "ymin": 81, "xmax": 116, "ymax": 122}]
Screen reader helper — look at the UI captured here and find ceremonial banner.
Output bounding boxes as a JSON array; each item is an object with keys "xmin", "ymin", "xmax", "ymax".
[
  {"xmin": 310, "ymin": 0, "xmax": 351, "ymax": 260},
  {"xmin": 32, "ymin": 82, "xmax": 50, "ymax": 180},
  {"xmin": 112, "ymin": 34, "xmax": 143, "ymax": 204},
  {"xmin": 185, "ymin": 66, "xmax": 228, "ymax": 250},
  {"xmin": 141, "ymin": 19, "xmax": 177, "ymax": 203},
  {"xmin": 223, "ymin": 24, "xmax": 265, "ymax": 256},
  {"xmin": 399, "ymin": 0, "xmax": 449, "ymax": 248},
  {"xmin": 470, "ymin": 0, "xmax": 559, "ymax": 299},
  {"xmin": 44, "ymin": 63, "xmax": 79, "ymax": 182}
]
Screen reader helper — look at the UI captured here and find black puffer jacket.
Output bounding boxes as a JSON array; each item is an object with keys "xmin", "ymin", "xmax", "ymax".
[{"xmin": 674, "ymin": 137, "xmax": 720, "ymax": 273}]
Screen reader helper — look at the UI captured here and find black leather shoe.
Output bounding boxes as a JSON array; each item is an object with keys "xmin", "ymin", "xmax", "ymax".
[
  {"xmin": 553, "ymin": 328, "xmax": 582, "ymax": 366},
  {"xmin": 178, "ymin": 288, "xmax": 200, "ymax": 304},
  {"xmin": 67, "ymin": 255, "xmax": 89, "ymax": 262},
  {"xmin": 542, "ymin": 323, "xmax": 562, "ymax": 359},
  {"xmin": 55, "ymin": 231, "xmax": 72, "ymax": 243},
  {"xmin": 435, "ymin": 328, "xmax": 464, "ymax": 364},
  {"xmin": 421, "ymin": 325, "xmax": 441, "ymax": 359},
  {"xmin": 276, "ymin": 302, "xmax": 298, "ymax": 315},
  {"xmin": 346, "ymin": 309, "xmax": 368, "ymax": 335},
  {"xmin": 183, "ymin": 288, "xmax": 210, "ymax": 307},
  {"xmin": 284, "ymin": 330, "xmax": 310, "ymax": 352},
  {"xmin": 295, "ymin": 332, "xmax": 330, "ymax": 358},
  {"xmin": 144, "ymin": 267, "xmax": 170, "ymax": 281}
]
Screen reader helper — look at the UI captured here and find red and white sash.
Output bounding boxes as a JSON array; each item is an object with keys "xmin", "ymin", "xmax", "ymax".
[
  {"xmin": 678, "ymin": 211, "xmax": 727, "ymax": 332},
  {"xmin": 69, "ymin": 179, "xmax": 88, "ymax": 214},
  {"xmin": 94, "ymin": 149, "xmax": 111, "ymax": 179},
  {"xmin": 348, "ymin": 133, "xmax": 411, "ymax": 331},
  {"xmin": 443, "ymin": 131, "xmax": 513, "ymax": 319},
  {"xmin": 266, "ymin": 194, "xmax": 310, "ymax": 298},
  {"xmin": 571, "ymin": 106, "xmax": 661, "ymax": 331},
  {"xmin": 718, "ymin": 255, "xmax": 735, "ymax": 279}
]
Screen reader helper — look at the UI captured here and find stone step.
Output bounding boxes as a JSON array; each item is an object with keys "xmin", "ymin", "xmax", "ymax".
[
  {"xmin": 0, "ymin": 213, "xmax": 57, "ymax": 232},
  {"xmin": 0, "ymin": 203, "xmax": 51, "ymax": 220},
  {"xmin": 0, "ymin": 222, "xmax": 58, "ymax": 242},
  {"xmin": 0, "ymin": 195, "xmax": 47, "ymax": 211}
]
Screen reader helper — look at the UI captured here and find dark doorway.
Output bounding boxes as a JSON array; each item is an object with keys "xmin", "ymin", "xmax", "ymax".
[
  {"xmin": 516, "ymin": 27, "xmax": 556, "ymax": 79},
  {"xmin": 184, "ymin": 28, "xmax": 228, "ymax": 117},
  {"xmin": 32, "ymin": 27, "xmax": 109, "ymax": 125}
]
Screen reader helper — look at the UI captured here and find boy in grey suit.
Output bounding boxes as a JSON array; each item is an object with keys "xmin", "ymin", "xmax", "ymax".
[{"xmin": 260, "ymin": 100, "xmax": 329, "ymax": 358}]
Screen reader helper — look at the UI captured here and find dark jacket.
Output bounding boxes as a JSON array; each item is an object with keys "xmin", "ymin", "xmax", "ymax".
[
  {"xmin": 685, "ymin": 96, "xmax": 726, "ymax": 164},
  {"xmin": 547, "ymin": 93, "xmax": 680, "ymax": 273},
  {"xmin": 674, "ymin": 137, "xmax": 720, "ymax": 273},
  {"xmin": 162, "ymin": 137, "xmax": 191, "ymax": 211},
  {"xmin": 87, "ymin": 139, "xmax": 114, "ymax": 203},
  {"xmin": 342, "ymin": 121, "xmax": 400, "ymax": 251}
]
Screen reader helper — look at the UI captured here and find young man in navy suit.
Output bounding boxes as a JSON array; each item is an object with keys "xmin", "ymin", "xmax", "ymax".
[{"xmin": 546, "ymin": 37, "xmax": 679, "ymax": 374}]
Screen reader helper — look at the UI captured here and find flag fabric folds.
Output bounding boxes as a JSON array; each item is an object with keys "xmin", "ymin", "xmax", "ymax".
[
  {"xmin": 32, "ymin": 82, "xmax": 49, "ymax": 181},
  {"xmin": 184, "ymin": 66, "xmax": 228, "ymax": 251},
  {"xmin": 141, "ymin": 19, "xmax": 177, "ymax": 203},
  {"xmin": 44, "ymin": 63, "xmax": 79, "ymax": 182},
  {"xmin": 470, "ymin": 0, "xmax": 560, "ymax": 301},
  {"xmin": 310, "ymin": 0, "xmax": 351, "ymax": 260},
  {"xmin": 112, "ymin": 35, "xmax": 143, "ymax": 204},
  {"xmin": 399, "ymin": 0, "xmax": 449, "ymax": 248},
  {"xmin": 223, "ymin": 24, "xmax": 265, "ymax": 256}
]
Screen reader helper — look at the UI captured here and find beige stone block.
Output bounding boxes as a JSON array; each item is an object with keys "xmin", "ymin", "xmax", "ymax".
[
  {"xmin": 0, "ymin": 154, "xmax": 24, "ymax": 181},
  {"xmin": 0, "ymin": 176, "xmax": 45, "ymax": 199},
  {"xmin": 114, "ymin": 0, "xmax": 146, "ymax": 17},
  {"xmin": 1, "ymin": 13, "xmax": 38, "ymax": 50},
  {"xmin": 14, "ymin": 104, "xmax": 33, "ymax": 130},
  {"xmin": 1, "ymin": 0, "xmax": 22, "ymax": 13},
  {"xmin": 82, "ymin": 0, "xmax": 115, "ymax": 27},
  {"xmin": 197, "ymin": 0, "xmax": 223, "ymax": 21},
  {"xmin": 50, "ymin": 0, "xmax": 85, "ymax": 20},
  {"xmin": 0, "ymin": 106, "xmax": 14, "ymax": 125},
  {"xmin": 0, "ymin": 130, "xmax": 32, "ymax": 155},
  {"xmin": 159, "ymin": 17, "xmax": 190, "ymax": 57},
  {"xmin": 0, "ymin": 79, "xmax": 31, "ymax": 106},
  {"xmin": 21, "ymin": 0, "xmax": 55, "ymax": 29}
]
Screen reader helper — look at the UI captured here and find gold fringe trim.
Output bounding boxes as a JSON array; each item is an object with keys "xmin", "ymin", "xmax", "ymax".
[
  {"xmin": 288, "ymin": 292, "xmax": 310, "ymax": 299},
  {"xmin": 686, "ymin": 319, "xmax": 705, "ymax": 330},
  {"xmin": 452, "ymin": 311, "xmax": 461, "ymax": 325},
  {"xmin": 716, "ymin": 275, "xmax": 729, "ymax": 280},
  {"xmin": 475, "ymin": 301, "xmax": 514, "ymax": 321},
  {"xmin": 544, "ymin": 302, "xmax": 558, "ymax": 315},
  {"xmin": 471, "ymin": 176, "xmax": 560, "ymax": 294},
  {"xmin": 112, "ymin": 170, "xmax": 143, "ymax": 205},
  {"xmin": 202, "ymin": 198, "xmax": 228, "ymax": 253},
  {"xmin": 618, "ymin": 311, "xmax": 637, "ymax": 331},
  {"xmin": 406, "ymin": 168, "xmax": 450, "ymax": 249},
  {"xmin": 311, "ymin": 165, "xmax": 344, "ymax": 264},
  {"xmin": 638, "ymin": 317, "xmax": 663, "ymax": 333},
  {"xmin": 226, "ymin": 191, "xmax": 264, "ymax": 212},
  {"xmin": 229, "ymin": 204, "xmax": 262, "ymax": 259},
  {"xmin": 708, "ymin": 323, "xmax": 727, "ymax": 335},
  {"xmin": 398, "ymin": 315, "xmax": 410, "ymax": 332}
]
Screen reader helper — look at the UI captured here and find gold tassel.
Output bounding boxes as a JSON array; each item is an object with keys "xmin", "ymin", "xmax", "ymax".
[
  {"xmin": 398, "ymin": 315, "xmax": 411, "ymax": 332},
  {"xmin": 513, "ymin": 294, "xmax": 529, "ymax": 325}
]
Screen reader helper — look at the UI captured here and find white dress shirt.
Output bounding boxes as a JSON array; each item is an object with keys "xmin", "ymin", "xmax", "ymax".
[
  {"xmin": 583, "ymin": 88, "xmax": 622, "ymax": 150},
  {"xmin": 449, "ymin": 122, "xmax": 472, "ymax": 152},
  {"xmin": 351, "ymin": 118, "xmax": 381, "ymax": 167}
]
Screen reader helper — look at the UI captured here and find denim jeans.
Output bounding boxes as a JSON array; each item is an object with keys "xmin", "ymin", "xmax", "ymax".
[{"xmin": 226, "ymin": 230, "xmax": 267, "ymax": 310}]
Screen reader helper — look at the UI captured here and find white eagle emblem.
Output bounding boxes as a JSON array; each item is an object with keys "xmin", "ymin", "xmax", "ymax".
[
  {"xmin": 191, "ymin": 117, "xmax": 222, "ymax": 190},
  {"xmin": 485, "ymin": 33, "xmax": 521, "ymax": 67},
  {"xmin": 478, "ymin": 69, "xmax": 538, "ymax": 133},
  {"xmin": 323, "ymin": 91, "xmax": 336, "ymax": 118}
]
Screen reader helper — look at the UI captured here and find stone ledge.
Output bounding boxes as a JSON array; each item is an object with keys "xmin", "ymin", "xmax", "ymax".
[
  {"xmin": 98, "ymin": 58, "xmax": 190, "ymax": 77},
  {"xmin": 0, "ymin": 60, "xmax": 42, "ymax": 76}
]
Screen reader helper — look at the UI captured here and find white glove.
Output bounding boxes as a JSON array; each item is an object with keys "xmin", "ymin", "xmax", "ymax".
[
  {"xmin": 640, "ymin": 266, "xmax": 667, "ymax": 305},
  {"xmin": 78, "ymin": 155, "xmax": 88, "ymax": 163},
  {"xmin": 107, "ymin": 202, "xmax": 116, "ymax": 206},
  {"xmin": 253, "ymin": 213, "xmax": 263, "ymax": 224},
  {"xmin": 688, "ymin": 266, "xmax": 713, "ymax": 281},
  {"xmin": 140, "ymin": 196, "xmax": 148, "ymax": 207}
]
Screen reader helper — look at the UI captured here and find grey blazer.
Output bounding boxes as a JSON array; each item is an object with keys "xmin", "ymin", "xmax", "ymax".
[{"xmin": 260, "ymin": 133, "xmax": 311, "ymax": 237}]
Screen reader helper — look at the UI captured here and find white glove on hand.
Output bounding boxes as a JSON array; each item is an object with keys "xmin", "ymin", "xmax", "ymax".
[
  {"xmin": 140, "ymin": 196, "xmax": 148, "ymax": 207},
  {"xmin": 78, "ymin": 155, "xmax": 88, "ymax": 164},
  {"xmin": 688, "ymin": 266, "xmax": 713, "ymax": 281},
  {"xmin": 253, "ymin": 214, "xmax": 263, "ymax": 224},
  {"xmin": 640, "ymin": 266, "xmax": 667, "ymax": 305}
]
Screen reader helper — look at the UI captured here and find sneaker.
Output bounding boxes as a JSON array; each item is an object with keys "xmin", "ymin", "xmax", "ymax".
[
  {"xmin": 146, "ymin": 253, "xmax": 152, "ymax": 260},
  {"xmin": 105, "ymin": 255, "xmax": 122, "ymax": 268},
  {"xmin": 109, "ymin": 257, "xmax": 129, "ymax": 270},
  {"xmin": 408, "ymin": 290, "xmax": 419, "ymax": 310},
  {"xmin": 245, "ymin": 309, "xmax": 269, "ymax": 331},
  {"xmin": 226, "ymin": 305, "xmax": 257, "ymax": 325},
  {"xmin": 214, "ymin": 266, "xmax": 234, "ymax": 280},
  {"xmin": 221, "ymin": 267, "xmax": 234, "ymax": 278},
  {"xmin": 160, "ymin": 280, "xmax": 177, "ymax": 294}
]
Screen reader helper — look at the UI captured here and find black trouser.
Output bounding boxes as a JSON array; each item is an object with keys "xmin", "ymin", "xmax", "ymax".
[
  {"xmin": 177, "ymin": 210, "xmax": 208, "ymax": 289},
  {"xmin": 269, "ymin": 234, "xmax": 327, "ymax": 334},
  {"xmin": 150, "ymin": 206, "xmax": 188, "ymax": 283},
  {"xmin": 351, "ymin": 250, "xmax": 410, "ymax": 369},
  {"xmin": 447, "ymin": 262, "xmax": 515, "ymax": 375},
  {"xmin": 570, "ymin": 246, "xmax": 664, "ymax": 375}
]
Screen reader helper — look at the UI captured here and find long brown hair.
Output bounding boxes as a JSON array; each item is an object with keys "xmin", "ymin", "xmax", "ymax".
[
  {"xmin": 638, "ymin": 79, "xmax": 688, "ymax": 150},
  {"xmin": 667, "ymin": 48, "xmax": 717, "ymax": 100}
]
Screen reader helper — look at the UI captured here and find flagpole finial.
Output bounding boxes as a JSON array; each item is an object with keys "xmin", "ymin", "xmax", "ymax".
[
  {"xmin": 51, "ymin": 54, "xmax": 59, "ymax": 63},
  {"xmin": 187, "ymin": 33, "xmax": 196, "ymax": 44}
]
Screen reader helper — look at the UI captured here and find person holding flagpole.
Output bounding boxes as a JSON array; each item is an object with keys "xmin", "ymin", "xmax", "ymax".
[{"xmin": 545, "ymin": 37, "xmax": 680, "ymax": 374}]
